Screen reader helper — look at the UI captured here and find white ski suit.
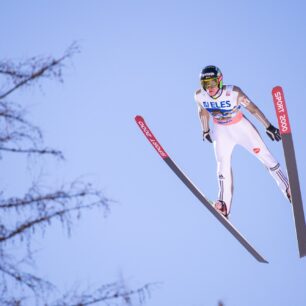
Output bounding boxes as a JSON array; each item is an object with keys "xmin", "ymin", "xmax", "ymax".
[{"xmin": 195, "ymin": 85, "xmax": 289, "ymax": 214}]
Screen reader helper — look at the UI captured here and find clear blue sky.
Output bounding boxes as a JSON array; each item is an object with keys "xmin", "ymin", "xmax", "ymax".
[{"xmin": 1, "ymin": 1, "xmax": 306, "ymax": 305}]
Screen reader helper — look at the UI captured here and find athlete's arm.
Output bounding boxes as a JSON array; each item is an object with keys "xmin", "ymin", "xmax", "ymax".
[
  {"xmin": 198, "ymin": 105, "xmax": 210, "ymax": 132},
  {"xmin": 234, "ymin": 86, "xmax": 281, "ymax": 141},
  {"xmin": 234, "ymin": 86, "xmax": 270, "ymax": 128},
  {"xmin": 198, "ymin": 106, "xmax": 212, "ymax": 142},
  {"xmin": 195, "ymin": 89, "xmax": 212, "ymax": 143}
]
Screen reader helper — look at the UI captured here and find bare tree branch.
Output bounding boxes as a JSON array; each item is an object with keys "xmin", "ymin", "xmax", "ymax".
[
  {"xmin": 0, "ymin": 263, "xmax": 55, "ymax": 296},
  {"xmin": 0, "ymin": 96, "xmax": 63, "ymax": 159},
  {"xmin": 0, "ymin": 44, "xmax": 153, "ymax": 306},
  {"xmin": 0, "ymin": 42, "xmax": 79, "ymax": 100},
  {"xmin": 51, "ymin": 282, "xmax": 154, "ymax": 306},
  {"xmin": 0, "ymin": 44, "xmax": 78, "ymax": 158},
  {"xmin": 0, "ymin": 146, "xmax": 64, "ymax": 158},
  {"xmin": 0, "ymin": 182, "xmax": 112, "ymax": 244},
  {"xmin": 0, "ymin": 296, "xmax": 27, "ymax": 306}
]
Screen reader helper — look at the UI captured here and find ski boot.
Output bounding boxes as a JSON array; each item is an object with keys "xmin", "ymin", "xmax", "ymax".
[
  {"xmin": 286, "ymin": 187, "xmax": 292, "ymax": 203},
  {"xmin": 214, "ymin": 200, "xmax": 228, "ymax": 218}
]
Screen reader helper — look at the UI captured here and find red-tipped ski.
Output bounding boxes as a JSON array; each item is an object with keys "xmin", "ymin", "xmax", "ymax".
[
  {"xmin": 272, "ymin": 86, "xmax": 306, "ymax": 257},
  {"xmin": 135, "ymin": 115, "xmax": 268, "ymax": 263}
]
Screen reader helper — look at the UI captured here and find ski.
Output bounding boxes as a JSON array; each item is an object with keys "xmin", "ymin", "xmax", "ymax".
[
  {"xmin": 272, "ymin": 86, "xmax": 306, "ymax": 257},
  {"xmin": 135, "ymin": 115, "xmax": 268, "ymax": 263}
]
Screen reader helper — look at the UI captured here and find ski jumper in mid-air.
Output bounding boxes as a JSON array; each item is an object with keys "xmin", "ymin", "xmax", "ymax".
[{"xmin": 194, "ymin": 65, "xmax": 291, "ymax": 218}]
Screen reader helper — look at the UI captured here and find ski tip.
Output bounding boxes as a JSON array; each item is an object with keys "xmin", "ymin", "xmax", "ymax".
[
  {"xmin": 134, "ymin": 115, "xmax": 169, "ymax": 159},
  {"xmin": 272, "ymin": 85, "xmax": 283, "ymax": 94},
  {"xmin": 135, "ymin": 115, "xmax": 144, "ymax": 122}
]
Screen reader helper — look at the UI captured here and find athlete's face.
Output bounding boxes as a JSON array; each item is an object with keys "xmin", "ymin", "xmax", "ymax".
[
  {"xmin": 206, "ymin": 85, "xmax": 219, "ymax": 97},
  {"xmin": 201, "ymin": 78, "xmax": 219, "ymax": 97}
]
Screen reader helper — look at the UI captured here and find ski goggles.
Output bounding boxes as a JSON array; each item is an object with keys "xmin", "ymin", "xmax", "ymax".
[{"xmin": 201, "ymin": 78, "xmax": 219, "ymax": 89}]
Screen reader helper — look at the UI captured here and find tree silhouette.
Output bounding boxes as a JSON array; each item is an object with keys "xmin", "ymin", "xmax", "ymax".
[{"xmin": 0, "ymin": 43, "xmax": 152, "ymax": 306}]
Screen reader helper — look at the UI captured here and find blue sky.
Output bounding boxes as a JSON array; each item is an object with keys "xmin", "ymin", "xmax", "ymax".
[{"xmin": 1, "ymin": 1, "xmax": 306, "ymax": 305}]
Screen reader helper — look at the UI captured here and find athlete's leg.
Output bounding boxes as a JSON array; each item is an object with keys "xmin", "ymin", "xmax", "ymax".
[
  {"xmin": 235, "ymin": 118, "xmax": 290, "ymax": 200},
  {"xmin": 212, "ymin": 124, "xmax": 235, "ymax": 214}
]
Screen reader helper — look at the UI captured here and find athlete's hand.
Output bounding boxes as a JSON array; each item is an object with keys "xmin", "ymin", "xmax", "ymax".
[
  {"xmin": 203, "ymin": 129, "xmax": 213, "ymax": 143},
  {"xmin": 266, "ymin": 124, "xmax": 281, "ymax": 141}
]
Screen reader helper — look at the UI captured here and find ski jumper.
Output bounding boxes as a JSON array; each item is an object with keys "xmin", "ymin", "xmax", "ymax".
[{"xmin": 194, "ymin": 85, "xmax": 289, "ymax": 214}]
